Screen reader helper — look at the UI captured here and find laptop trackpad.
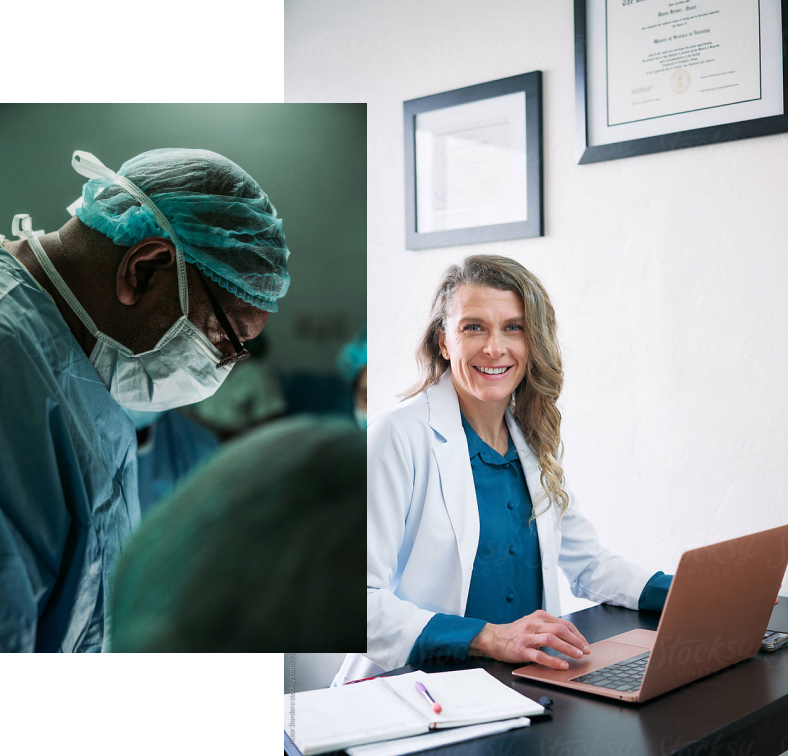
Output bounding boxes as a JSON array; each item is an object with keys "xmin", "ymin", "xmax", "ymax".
[
  {"xmin": 513, "ymin": 630, "xmax": 656, "ymax": 682},
  {"xmin": 604, "ymin": 629, "xmax": 657, "ymax": 651}
]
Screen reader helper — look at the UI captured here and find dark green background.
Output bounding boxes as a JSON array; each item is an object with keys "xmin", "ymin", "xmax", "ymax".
[{"xmin": 0, "ymin": 103, "xmax": 366, "ymax": 372}]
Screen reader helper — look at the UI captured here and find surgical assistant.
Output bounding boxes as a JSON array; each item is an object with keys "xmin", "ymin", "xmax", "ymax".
[{"xmin": 0, "ymin": 148, "xmax": 289, "ymax": 651}]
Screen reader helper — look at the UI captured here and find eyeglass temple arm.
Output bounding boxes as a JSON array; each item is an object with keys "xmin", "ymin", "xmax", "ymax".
[{"xmin": 195, "ymin": 268, "xmax": 248, "ymax": 357}]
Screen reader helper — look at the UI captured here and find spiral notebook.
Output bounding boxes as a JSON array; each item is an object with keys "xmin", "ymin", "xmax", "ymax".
[{"xmin": 284, "ymin": 668, "xmax": 544, "ymax": 756}]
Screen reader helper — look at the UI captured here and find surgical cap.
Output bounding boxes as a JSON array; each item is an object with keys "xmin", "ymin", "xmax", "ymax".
[
  {"xmin": 76, "ymin": 148, "xmax": 290, "ymax": 312},
  {"xmin": 337, "ymin": 327, "xmax": 367, "ymax": 385}
]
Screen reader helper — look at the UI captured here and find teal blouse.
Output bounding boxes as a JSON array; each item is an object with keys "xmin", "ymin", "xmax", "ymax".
[{"xmin": 407, "ymin": 417, "xmax": 672, "ymax": 665}]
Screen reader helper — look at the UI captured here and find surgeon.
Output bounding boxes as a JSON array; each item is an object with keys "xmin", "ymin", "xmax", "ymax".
[
  {"xmin": 0, "ymin": 148, "xmax": 290, "ymax": 652},
  {"xmin": 337, "ymin": 327, "xmax": 367, "ymax": 428}
]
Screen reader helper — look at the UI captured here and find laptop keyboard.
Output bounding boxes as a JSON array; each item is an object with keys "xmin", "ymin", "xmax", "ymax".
[{"xmin": 571, "ymin": 650, "xmax": 651, "ymax": 692}]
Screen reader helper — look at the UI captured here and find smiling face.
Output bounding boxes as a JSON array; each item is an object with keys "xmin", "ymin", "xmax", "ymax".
[{"xmin": 438, "ymin": 284, "xmax": 528, "ymax": 415}]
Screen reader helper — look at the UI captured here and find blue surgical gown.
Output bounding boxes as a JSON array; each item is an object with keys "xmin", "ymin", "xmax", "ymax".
[{"xmin": 0, "ymin": 248, "xmax": 139, "ymax": 652}]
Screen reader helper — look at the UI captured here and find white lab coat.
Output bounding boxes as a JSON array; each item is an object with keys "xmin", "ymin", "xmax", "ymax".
[{"xmin": 333, "ymin": 370, "xmax": 651, "ymax": 686}]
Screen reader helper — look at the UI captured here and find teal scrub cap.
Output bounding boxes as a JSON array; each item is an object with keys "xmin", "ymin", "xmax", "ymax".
[
  {"xmin": 73, "ymin": 148, "xmax": 290, "ymax": 312},
  {"xmin": 337, "ymin": 327, "xmax": 367, "ymax": 385}
]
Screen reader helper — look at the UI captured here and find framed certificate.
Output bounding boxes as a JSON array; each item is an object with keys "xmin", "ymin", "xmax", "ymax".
[
  {"xmin": 404, "ymin": 72, "xmax": 543, "ymax": 250},
  {"xmin": 576, "ymin": 0, "xmax": 788, "ymax": 163}
]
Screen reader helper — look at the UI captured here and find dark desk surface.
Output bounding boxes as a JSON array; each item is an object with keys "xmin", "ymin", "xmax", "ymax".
[{"xmin": 379, "ymin": 600, "xmax": 788, "ymax": 756}]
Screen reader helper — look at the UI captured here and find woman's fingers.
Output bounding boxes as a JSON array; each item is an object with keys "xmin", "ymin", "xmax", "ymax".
[
  {"xmin": 558, "ymin": 619, "xmax": 590, "ymax": 651},
  {"xmin": 534, "ymin": 611, "xmax": 589, "ymax": 649},
  {"xmin": 540, "ymin": 620, "xmax": 590, "ymax": 654},
  {"xmin": 558, "ymin": 619, "xmax": 590, "ymax": 650},
  {"xmin": 498, "ymin": 611, "xmax": 593, "ymax": 666},
  {"xmin": 524, "ymin": 646, "xmax": 572, "ymax": 670},
  {"xmin": 535, "ymin": 631, "xmax": 586, "ymax": 661}
]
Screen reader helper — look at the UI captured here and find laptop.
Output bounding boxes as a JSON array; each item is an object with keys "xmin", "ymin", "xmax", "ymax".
[{"xmin": 512, "ymin": 524, "xmax": 788, "ymax": 703}]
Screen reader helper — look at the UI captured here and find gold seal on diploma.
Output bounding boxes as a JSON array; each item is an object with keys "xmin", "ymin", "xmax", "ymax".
[{"xmin": 670, "ymin": 69, "xmax": 691, "ymax": 94}]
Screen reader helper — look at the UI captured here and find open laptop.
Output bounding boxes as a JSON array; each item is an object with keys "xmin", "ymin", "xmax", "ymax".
[{"xmin": 512, "ymin": 524, "xmax": 788, "ymax": 703}]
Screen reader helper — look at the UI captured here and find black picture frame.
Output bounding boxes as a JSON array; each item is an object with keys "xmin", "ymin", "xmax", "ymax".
[
  {"xmin": 575, "ymin": 0, "xmax": 788, "ymax": 164},
  {"xmin": 404, "ymin": 71, "xmax": 543, "ymax": 250}
]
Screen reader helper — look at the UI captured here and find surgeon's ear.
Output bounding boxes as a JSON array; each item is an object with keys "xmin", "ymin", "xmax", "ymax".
[{"xmin": 116, "ymin": 237, "xmax": 177, "ymax": 306}]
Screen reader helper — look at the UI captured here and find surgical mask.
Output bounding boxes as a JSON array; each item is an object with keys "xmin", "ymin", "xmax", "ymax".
[
  {"xmin": 12, "ymin": 153, "xmax": 233, "ymax": 412},
  {"xmin": 354, "ymin": 408, "xmax": 367, "ymax": 429}
]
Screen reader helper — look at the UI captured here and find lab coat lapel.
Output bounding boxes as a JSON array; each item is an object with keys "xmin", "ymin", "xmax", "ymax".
[
  {"xmin": 426, "ymin": 371, "xmax": 479, "ymax": 613},
  {"xmin": 505, "ymin": 408, "xmax": 560, "ymax": 615}
]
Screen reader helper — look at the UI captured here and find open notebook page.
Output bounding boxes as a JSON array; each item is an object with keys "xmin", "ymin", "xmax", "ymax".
[
  {"xmin": 285, "ymin": 680, "xmax": 427, "ymax": 755},
  {"xmin": 383, "ymin": 669, "xmax": 544, "ymax": 727}
]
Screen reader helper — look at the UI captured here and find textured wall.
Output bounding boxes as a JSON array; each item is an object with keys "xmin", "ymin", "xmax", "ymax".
[{"xmin": 287, "ymin": 0, "xmax": 788, "ymax": 611}]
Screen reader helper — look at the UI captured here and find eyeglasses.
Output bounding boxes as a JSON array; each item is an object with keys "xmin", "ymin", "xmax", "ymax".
[{"xmin": 196, "ymin": 269, "xmax": 251, "ymax": 368}]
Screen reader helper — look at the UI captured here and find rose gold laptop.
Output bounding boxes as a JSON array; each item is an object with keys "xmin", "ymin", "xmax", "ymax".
[{"xmin": 512, "ymin": 524, "xmax": 788, "ymax": 703}]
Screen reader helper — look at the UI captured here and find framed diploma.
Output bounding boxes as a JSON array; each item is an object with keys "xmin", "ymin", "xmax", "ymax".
[
  {"xmin": 576, "ymin": 0, "xmax": 788, "ymax": 163},
  {"xmin": 404, "ymin": 72, "xmax": 543, "ymax": 250}
]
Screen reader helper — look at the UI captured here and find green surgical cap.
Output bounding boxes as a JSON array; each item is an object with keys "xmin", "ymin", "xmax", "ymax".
[{"xmin": 76, "ymin": 148, "xmax": 290, "ymax": 312}]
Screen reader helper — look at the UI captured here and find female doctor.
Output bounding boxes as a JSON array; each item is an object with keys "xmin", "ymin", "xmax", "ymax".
[{"xmin": 333, "ymin": 255, "xmax": 671, "ymax": 686}]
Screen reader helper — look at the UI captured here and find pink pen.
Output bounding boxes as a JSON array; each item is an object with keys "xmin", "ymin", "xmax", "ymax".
[{"xmin": 415, "ymin": 682, "xmax": 442, "ymax": 714}]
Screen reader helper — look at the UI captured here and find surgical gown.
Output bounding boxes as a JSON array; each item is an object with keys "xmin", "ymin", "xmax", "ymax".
[{"xmin": 0, "ymin": 248, "xmax": 139, "ymax": 652}]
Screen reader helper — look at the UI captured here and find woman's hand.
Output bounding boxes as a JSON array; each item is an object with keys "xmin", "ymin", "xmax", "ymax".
[{"xmin": 468, "ymin": 609, "xmax": 591, "ymax": 669}]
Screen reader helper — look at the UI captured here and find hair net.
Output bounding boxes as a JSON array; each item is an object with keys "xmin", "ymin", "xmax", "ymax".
[
  {"xmin": 76, "ymin": 148, "xmax": 290, "ymax": 312},
  {"xmin": 337, "ymin": 327, "xmax": 367, "ymax": 385}
]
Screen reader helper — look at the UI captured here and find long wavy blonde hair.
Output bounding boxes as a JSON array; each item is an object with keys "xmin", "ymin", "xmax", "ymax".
[{"xmin": 404, "ymin": 255, "xmax": 568, "ymax": 520}]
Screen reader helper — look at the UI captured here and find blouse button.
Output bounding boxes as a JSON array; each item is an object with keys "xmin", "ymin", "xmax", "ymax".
[
  {"xmin": 506, "ymin": 592, "xmax": 515, "ymax": 602},
  {"xmin": 509, "ymin": 545, "xmax": 517, "ymax": 556},
  {"xmin": 507, "ymin": 501, "xmax": 515, "ymax": 510}
]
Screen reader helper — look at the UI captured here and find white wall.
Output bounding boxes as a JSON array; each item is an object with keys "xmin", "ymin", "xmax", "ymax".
[
  {"xmin": 286, "ymin": 653, "xmax": 347, "ymax": 693},
  {"xmin": 286, "ymin": 0, "xmax": 788, "ymax": 612}
]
